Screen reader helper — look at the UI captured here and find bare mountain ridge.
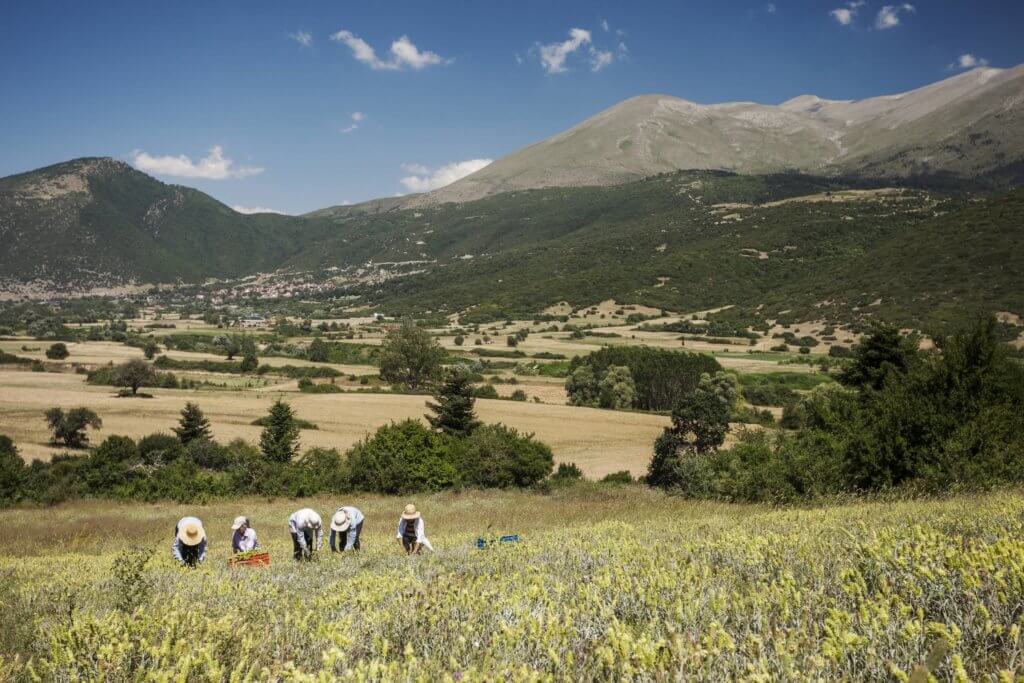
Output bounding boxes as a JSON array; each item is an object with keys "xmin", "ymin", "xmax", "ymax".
[{"xmin": 402, "ymin": 64, "xmax": 1024, "ymax": 206}]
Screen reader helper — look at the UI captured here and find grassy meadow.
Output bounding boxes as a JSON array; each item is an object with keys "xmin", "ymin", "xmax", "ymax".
[{"xmin": 1, "ymin": 487, "xmax": 1022, "ymax": 680}]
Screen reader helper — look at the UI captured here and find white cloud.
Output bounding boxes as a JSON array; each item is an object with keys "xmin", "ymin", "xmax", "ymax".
[
  {"xmin": 399, "ymin": 159, "xmax": 492, "ymax": 193},
  {"xmin": 131, "ymin": 146, "xmax": 263, "ymax": 180},
  {"xmin": 830, "ymin": 8, "xmax": 854, "ymax": 25},
  {"xmin": 232, "ymin": 205, "xmax": 286, "ymax": 215},
  {"xmin": 601, "ymin": 19, "xmax": 610, "ymax": 32},
  {"xmin": 950, "ymin": 53, "xmax": 989, "ymax": 69},
  {"xmin": 289, "ymin": 30, "xmax": 312, "ymax": 48},
  {"xmin": 341, "ymin": 111, "xmax": 366, "ymax": 134},
  {"xmin": 830, "ymin": 1, "xmax": 865, "ymax": 26},
  {"xmin": 875, "ymin": 4, "xmax": 915, "ymax": 30},
  {"xmin": 330, "ymin": 29, "xmax": 449, "ymax": 71},
  {"xmin": 766, "ymin": 3, "xmax": 777, "ymax": 14},
  {"xmin": 590, "ymin": 48, "xmax": 614, "ymax": 72},
  {"xmin": 537, "ymin": 28, "xmax": 592, "ymax": 74}
]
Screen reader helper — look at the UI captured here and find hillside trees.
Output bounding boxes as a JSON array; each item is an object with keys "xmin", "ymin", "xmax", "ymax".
[
  {"xmin": 378, "ymin": 320, "xmax": 445, "ymax": 390},
  {"xmin": 239, "ymin": 336, "xmax": 258, "ymax": 373},
  {"xmin": 44, "ymin": 407, "xmax": 102, "ymax": 448},
  {"xmin": 651, "ymin": 318, "xmax": 1024, "ymax": 499}
]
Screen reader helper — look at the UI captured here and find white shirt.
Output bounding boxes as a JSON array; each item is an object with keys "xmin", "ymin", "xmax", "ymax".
[
  {"xmin": 288, "ymin": 508, "xmax": 323, "ymax": 551},
  {"xmin": 233, "ymin": 528, "xmax": 258, "ymax": 552}
]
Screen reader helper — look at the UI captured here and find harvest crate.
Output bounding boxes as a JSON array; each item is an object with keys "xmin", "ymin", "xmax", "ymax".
[{"xmin": 228, "ymin": 551, "xmax": 270, "ymax": 568}]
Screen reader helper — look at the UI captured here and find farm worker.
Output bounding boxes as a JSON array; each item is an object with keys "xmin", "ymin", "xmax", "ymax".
[
  {"xmin": 172, "ymin": 516, "xmax": 207, "ymax": 568},
  {"xmin": 396, "ymin": 504, "xmax": 434, "ymax": 555},
  {"xmin": 330, "ymin": 506, "xmax": 365, "ymax": 552},
  {"xmin": 288, "ymin": 508, "xmax": 323, "ymax": 561},
  {"xmin": 231, "ymin": 516, "xmax": 259, "ymax": 553}
]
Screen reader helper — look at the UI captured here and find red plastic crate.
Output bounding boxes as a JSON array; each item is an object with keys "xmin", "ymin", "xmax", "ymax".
[{"xmin": 228, "ymin": 551, "xmax": 270, "ymax": 568}]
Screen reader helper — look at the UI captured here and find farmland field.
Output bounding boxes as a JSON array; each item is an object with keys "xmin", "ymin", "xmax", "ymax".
[
  {"xmin": 0, "ymin": 368, "xmax": 669, "ymax": 477},
  {"xmin": 1, "ymin": 487, "xmax": 1022, "ymax": 680}
]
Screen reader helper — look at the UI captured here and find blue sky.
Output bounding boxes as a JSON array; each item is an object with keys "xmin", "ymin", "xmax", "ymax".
[{"xmin": 3, "ymin": 1, "xmax": 1022, "ymax": 213}]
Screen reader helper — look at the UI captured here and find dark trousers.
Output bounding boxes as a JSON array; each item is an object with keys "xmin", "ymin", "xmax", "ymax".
[
  {"xmin": 291, "ymin": 530, "xmax": 314, "ymax": 561},
  {"xmin": 181, "ymin": 544, "xmax": 201, "ymax": 567},
  {"xmin": 331, "ymin": 522, "xmax": 363, "ymax": 552},
  {"xmin": 402, "ymin": 535, "xmax": 420, "ymax": 554}
]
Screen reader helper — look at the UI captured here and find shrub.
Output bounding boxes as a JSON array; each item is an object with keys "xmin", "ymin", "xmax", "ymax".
[
  {"xmin": 45, "ymin": 343, "xmax": 69, "ymax": 360},
  {"xmin": 251, "ymin": 416, "xmax": 319, "ymax": 430},
  {"xmin": 510, "ymin": 389, "xmax": 527, "ymax": 401},
  {"xmin": 473, "ymin": 384, "xmax": 500, "ymax": 399},
  {"xmin": 0, "ymin": 435, "xmax": 24, "ymax": 503},
  {"xmin": 346, "ymin": 420, "xmax": 459, "ymax": 494},
  {"xmin": 551, "ymin": 462, "xmax": 584, "ymax": 481},
  {"xmin": 600, "ymin": 470, "xmax": 634, "ymax": 485},
  {"xmin": 459, "ymin": 424, "xmax": 554, "ymax": 488}
]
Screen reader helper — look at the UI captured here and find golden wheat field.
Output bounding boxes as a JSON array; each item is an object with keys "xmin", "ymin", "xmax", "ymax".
[
  {"xmin": 1, "ymin": 487, "xmax": 1022, "ymax": 681},
  {"xmin": 0, "ymin": 369, "xmax": 669, "ymax": 477}
]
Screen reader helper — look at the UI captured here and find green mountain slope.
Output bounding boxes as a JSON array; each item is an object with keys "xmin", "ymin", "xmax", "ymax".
[
  {"xmin": 289, "ymin": 171, "xmax": 1022, "ymax": 331},
  {"xmin": 0, "ymin": 158, "xmax": 321, "ymax": 290}
]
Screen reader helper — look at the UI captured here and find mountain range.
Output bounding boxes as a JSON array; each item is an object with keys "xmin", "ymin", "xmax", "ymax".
[{"xmin": 1, "ymin": 66, "xmax": 1022, "ymax": 328}]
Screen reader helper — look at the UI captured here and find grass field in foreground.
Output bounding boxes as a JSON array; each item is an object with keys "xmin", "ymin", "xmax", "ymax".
[{"xmin": 1, "ymin": 488, "xmax": 1022, "ymax": 680}]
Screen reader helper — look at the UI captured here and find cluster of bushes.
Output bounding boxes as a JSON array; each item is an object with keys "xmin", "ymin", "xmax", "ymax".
[
  {"xmin": 567, "ymin": 347, "xmax": 722, "ymax": 411},
  {"xmin": 638, "ymin": 320, "xmax": 759, "ymax": 340},
  {"xmin": 650, "ymin": 319, "xmax": 1024, "ymax": 501}
]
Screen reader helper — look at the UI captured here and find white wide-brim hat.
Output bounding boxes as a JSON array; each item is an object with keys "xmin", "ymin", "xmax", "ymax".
[
  {"xmin": 231, "ymin": 516, "xmax": 248, "ymax": 531},
  {"xmin": 330, "ymin": 509, "xmax": 351, "ymax": 532},
  {"xmin": 401, "ymin": 503, "xmax": 420, "ymax": 520},
  {"xmin": 177, "ymin": 521, "xmax": 206, "ymax": 546}
]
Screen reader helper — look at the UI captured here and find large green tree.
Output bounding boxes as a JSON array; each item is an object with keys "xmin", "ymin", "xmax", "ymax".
[
  {"xmin": 425, "ymin": 369, "xmax": 481, "ymax": 437},
  {"xmin": 307, "ymin": 337, "xmax": 329, "ymax": 363},
  {"xmin": 44, "ymin": 407, "xmax": 102, "ymax": 448},
  {"xmin": 115, "ymin": 359, "xmax": 156, "ymax": 395},
  {"xmin": 173, "ymin": 402, "xmax": 212, "ymax": 445},
  {"xmin": 378, "ymin": 320, "xmax": 446, "ymax": 391},
  {"xmin": 258, "ymin": 399, "xmax": 300, "ymax": 463},
  {"xmin": 239, "ymin": 335, "xmax": 258, "ymax": 372}
]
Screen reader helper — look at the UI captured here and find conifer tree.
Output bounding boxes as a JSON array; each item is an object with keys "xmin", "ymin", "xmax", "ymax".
[
  {"xmin": 425, "ymin": 369, "xmax": 481, "ymax": 437},
  {"xmin": 259, "ymin": 399, "xmax": 300, "ymax": 462},
  {"xmin": 173, "ymin": 402, "xmax": 211, "ymax": 444}
]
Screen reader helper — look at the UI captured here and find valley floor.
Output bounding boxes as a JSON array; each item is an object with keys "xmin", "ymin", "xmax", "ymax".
[
  {"xmin": 0, "ymin": 368, "xmax": 669, "ymax": 477},
  {"xmin": 0, "ymin": 488, "xmax": 1021, "ymax": 680}
]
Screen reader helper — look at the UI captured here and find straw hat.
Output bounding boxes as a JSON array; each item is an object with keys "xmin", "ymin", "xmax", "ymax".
[
  {"xmin": 231, "ymin": 516, "xmax": 249, "ymax": 531},
  {"xmin": 177, "ymin": 520, "xmax": 206, "ymax": 546},
  {"xmin": 401, "ymin": 503, "xmax": 420, "ymax": 520},
  {"xmin": 330, "ymin": 509, "xmax": 351, "ymax": 532}
]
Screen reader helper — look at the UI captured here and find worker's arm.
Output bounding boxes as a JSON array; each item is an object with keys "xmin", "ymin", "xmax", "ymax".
[
  {"xmin": 314, "ymin": 526, "xmax": 323, "ymax": 551},
  {"xmin": 197, "ymin": 539, "xmax": 207, "ymax": 563},
  {"xmin": 346, "ymin": 526, "xmax": 358, "ymax": 550},
  {"xmin": 172, "ymin": 538, "xmax": 185, "ymax": 564}
]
